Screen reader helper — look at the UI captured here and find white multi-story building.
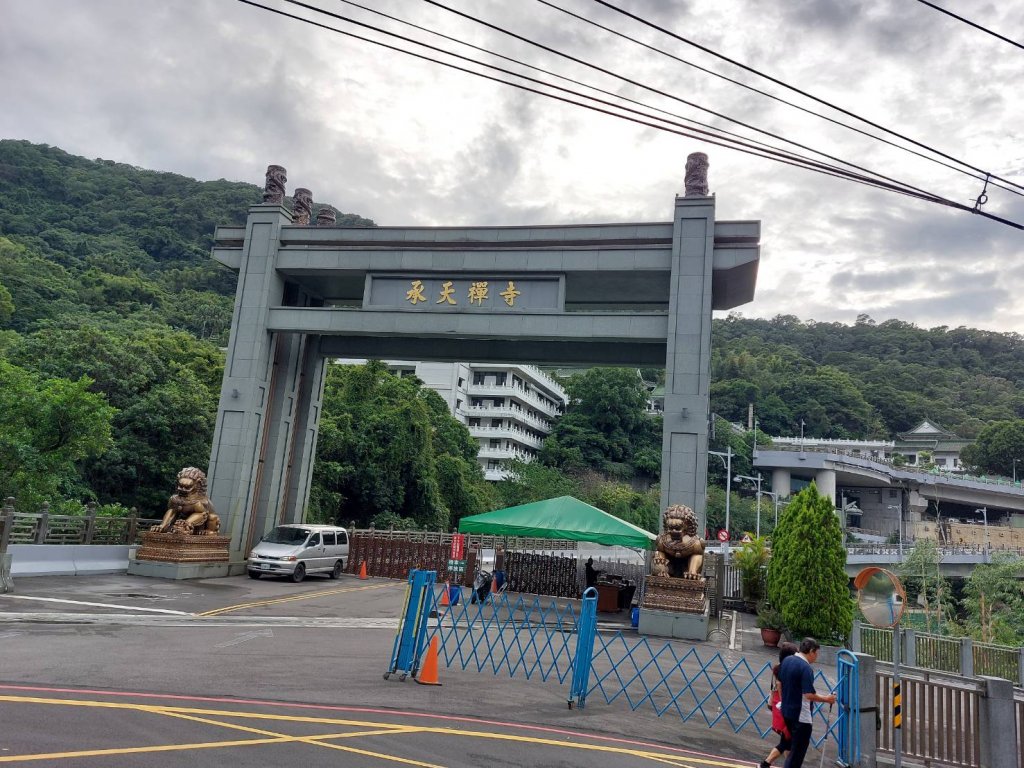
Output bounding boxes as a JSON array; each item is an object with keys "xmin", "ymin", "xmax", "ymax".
[{"xmin": 386, "ymin": 362, "xmax": 567, "ymax": 481}]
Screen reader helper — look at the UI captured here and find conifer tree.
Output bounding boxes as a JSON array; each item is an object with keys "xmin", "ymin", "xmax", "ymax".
[{"xmin": 766, "ymin": 483, "xmax": 853, "ymax": 643}]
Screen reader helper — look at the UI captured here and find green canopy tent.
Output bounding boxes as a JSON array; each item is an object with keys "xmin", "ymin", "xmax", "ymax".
[{"xmin": 458, "ymin": 496, "xmax": 656, "ymax": 549}]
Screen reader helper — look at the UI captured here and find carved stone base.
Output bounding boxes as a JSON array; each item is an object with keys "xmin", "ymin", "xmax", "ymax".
[
  {"xmin": 135, "ymin": 531, "xmax": 230, "ymax": 563},
  {"xmin": 641, "ymin": 575, "xmax": 707, "ymax": 614}
]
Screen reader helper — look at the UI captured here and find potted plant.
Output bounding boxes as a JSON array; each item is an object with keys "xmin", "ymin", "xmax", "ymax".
[
  {"xmin": 732, "ymin": 535, "xmax": 769, "ymax": 609},
  {"xmin": 756, "ymin": 601, "xmax": 784, "ymax": 647}
]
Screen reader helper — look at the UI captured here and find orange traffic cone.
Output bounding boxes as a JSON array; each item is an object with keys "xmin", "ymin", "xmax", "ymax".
[
  {"xmin": 358, "ymin": 560, "xmax": 368, "ymax": 580},
  {"xmin": 415, "ymin": 636, "xmax": 442, "ymax": 686},
  {"xmin": 439, "ymin": 581, "xmax": 450, "ymax": 607}
]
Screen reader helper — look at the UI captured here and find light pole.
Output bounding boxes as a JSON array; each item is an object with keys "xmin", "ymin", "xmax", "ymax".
[
  {"xmin": 885, "ymin": 503, "xmax": 903, "ymax": 559},
  {"xmin": 709, "ymin": 446, "xmax": 733, "ymax": 551},
  {"xmin": 976, "ymin": 507, "xmax": 989, "ymax": 549},
  {"xmin": 734, "ymin": 473, "xmax": 764, "ymax": 538},
  {"xmin": 763, "ymin": 490, "xmax": 782, "ymax": 530},
  {"xmin": 1014, "ymin": 458, "xmax": 1019, "ymax": 484}
]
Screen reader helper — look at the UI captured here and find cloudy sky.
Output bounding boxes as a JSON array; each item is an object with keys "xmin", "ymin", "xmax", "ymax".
[{"xmin": 3, "ymin": 0, "xmax": 1022, "ymax": 331}]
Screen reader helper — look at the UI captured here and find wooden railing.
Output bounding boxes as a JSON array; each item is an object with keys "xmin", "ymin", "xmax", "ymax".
[{"xmin": 0, "ymin": 499, "xmax": 161, "ymax": 550}]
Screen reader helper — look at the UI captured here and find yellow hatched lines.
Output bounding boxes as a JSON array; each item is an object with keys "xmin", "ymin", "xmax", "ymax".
[
  {"xmin": 198, "ymin": 581, "xmax": 398, "ymax": 616},
  {"xmin": 0, "ymin": 693, "xmax": 753, "ymax": 767}
]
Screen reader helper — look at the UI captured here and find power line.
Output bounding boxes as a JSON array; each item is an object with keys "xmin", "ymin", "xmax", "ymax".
[
  {"xmin": 333, "ymin": 0, "xmax": 946, "ymax": 203},
  {"xmin": 410, "ymin": 0, "xmax": 1000, "ymax": 205},
  {"xmin": 234, "ymin": 0, "xmax": 1023, "ymax": 230},
  {"xmin": 588, "ymin": 0, "xmax": 1024, "ymax": 196},
  {"xmin": 916, "ymin": 0, "xmax": 1024, "ymax": 52},
  {"xmin": 536, "ymin": 0, "xmax": 1021, "ymax": 200}
]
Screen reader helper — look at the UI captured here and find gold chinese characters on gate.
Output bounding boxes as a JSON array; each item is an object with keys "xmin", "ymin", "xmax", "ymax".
[{"xmin": 405, "ymin": 279, "xmax": 522, "ymax": 307}]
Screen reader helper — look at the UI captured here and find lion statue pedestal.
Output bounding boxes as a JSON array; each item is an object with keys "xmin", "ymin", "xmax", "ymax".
[
  {"xmin": 128, "ymin": 468, "xmax": 233, "ymax": 580},
  {"xmin": 638, "ymin": 504, "xmax": 710, "ymax": 641}
]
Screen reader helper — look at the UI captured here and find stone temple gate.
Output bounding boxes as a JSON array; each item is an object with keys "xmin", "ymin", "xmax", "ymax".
[{"xmin": 208, "ymin": 156, "xmax": 760, "ymax": 563}]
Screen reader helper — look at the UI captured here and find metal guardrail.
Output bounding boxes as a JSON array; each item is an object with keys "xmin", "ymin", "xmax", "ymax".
[
  {"xmin": 877, "ymin": 665, "xmax": 984, "ymax": 768},
  {"xmin": 853, "ymin": 622, "xmax": 1024, "ymax": 687}
]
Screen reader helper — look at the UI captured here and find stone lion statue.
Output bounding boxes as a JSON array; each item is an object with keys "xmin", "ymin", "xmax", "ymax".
[
  {"xmin": 151, "ymin": 467, "xmax": 221, "ymax": 536},
  {"xmin": 262, "ymin": 164, "xmax": 287, "ymax": 205},
  {"xmin": 651, "ymin": 504, "xmax": 704, "ymax": 580}
]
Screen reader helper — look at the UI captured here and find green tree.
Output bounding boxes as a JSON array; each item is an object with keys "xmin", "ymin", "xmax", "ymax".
[
  {"xmin": 766, "ymin": 483, "xmax": 853, "ymax": 643},
  {"xmin": 0, "ymin": 359, "xmax": 116, "ymax": 509},
  {"xmin": 8, "ymin": 325, "xmax": 222, "ymax": 510},
  {"xmin": 959, "ymin": 420, "xmax": 1024, "ymax": 477},
  {"xmin": 960, "ymin": 554, "xmax": 1024, "ymax": 645},
  {"xmin": 540, "ymin": 368, "xmax": 661, "ymax": 480},
  {"xmin": 896, "ymin": 539, "xmax": 953, "ymax": 633},
  {"xmin": 494, "ymin": 460, "xmax": 582, "ymax": 509},
  {"xmin": 309, "ymin": 362, "xmax": 494, "ymax": 530}
]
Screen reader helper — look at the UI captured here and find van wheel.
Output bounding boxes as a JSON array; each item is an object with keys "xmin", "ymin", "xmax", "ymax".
[
  {"xmin": 330, "ymin": 561, "xmax": 343, "ymax": 580},
  {"xmin": 291, "ymin": 564, "xmax": 306, "ymax": 583},
  {"xmin": 248, "ymin": 571, "xmax": 261, "ymax": 580}
]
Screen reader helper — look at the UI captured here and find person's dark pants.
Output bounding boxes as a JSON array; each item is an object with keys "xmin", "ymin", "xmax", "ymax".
[{"xmin": 783, "ymin": 718, "xmax": 812, "ymax": 768}]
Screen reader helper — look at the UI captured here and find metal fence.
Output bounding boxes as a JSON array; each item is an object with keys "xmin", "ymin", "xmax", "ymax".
[
  {"xmin": 877, "ymin": 665, "xmax": 983, "ymax": 768},
  {"xmin": 852, "ymin": 621, "xmax": 1024, "ymax": 686},
  {"xmin": 347, "ymin": 529, "xmax": 642, "ymax": 599}
]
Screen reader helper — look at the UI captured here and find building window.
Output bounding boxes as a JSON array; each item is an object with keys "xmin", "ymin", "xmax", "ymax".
[
  {"xmin": 935, "ymin": 458, "xmax": 946, "ymax": 466},
  {"xmin": 456, "ymin": 399, "xmax": 463, "ymax": 410},
  {"xmin": 889, "ymin": 490, "xmax": 897, "ymax": 499},
  {"xmin": 458, "ymin": 378, "xmax": 464, "ymax": 388}
]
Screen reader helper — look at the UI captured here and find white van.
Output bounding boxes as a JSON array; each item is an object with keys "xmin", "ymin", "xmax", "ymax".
[{"xmin": 247, "ymin": 524, "xmax": 349, "ymax": 582}]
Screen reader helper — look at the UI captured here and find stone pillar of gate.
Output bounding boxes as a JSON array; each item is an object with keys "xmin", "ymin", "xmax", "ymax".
[
  {"xmin": 207, "ymin": 202, "xmax": 293, "ymax": 559},
  {"xmin": 282, "ymin": 333, "xmax": 327, "ymax": 526},
  {"xmin": 246, "ymin": 330, "xmax": 325, "ymax": 546},
  {"xmin": 659, "ymin": 189, "xmax": 715, "ymax": 529}
]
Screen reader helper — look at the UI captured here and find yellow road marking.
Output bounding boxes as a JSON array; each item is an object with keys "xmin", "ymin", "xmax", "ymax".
[
  {"xmin": 0, "ymin": 693, "xmax": 751, "ymax": 768},
  {"xmin": 199, "ymin": 581, "xmax": 397, "ymax": 616},
  {"xmin": 159, "ymin": 710, "xmax": 440, "ymax": 767},
  {"xmin": 0, "ymin": 736, "xmax": 289, "ymax": 763}
]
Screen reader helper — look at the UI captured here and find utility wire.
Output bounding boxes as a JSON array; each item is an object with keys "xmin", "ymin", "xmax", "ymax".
[
  {"xmin": 251, "ymin": 0, "xmax": 940, "ymax": 198},
  {"xmin": 234, "ymin": 0, "xmax": 1023, "ymax": 230},
  {"xmin": 916, "ymin": 0, "xmax": 1024, "ymax": 52},
  {"xmin": 537, "ymin": 0, "xmax": 1022, "ymax": 200},
  {"xmin": 334, "ymin": 0, "xmax": 944, "ymax": 202},
  {"xmin": 589, "ymin": 0, "xmax": 1024, "ymax": 195}
]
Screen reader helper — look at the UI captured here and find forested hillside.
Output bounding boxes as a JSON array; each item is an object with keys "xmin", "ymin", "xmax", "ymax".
[
  {"xmin": 710, "ymin": 314, "xmax": 1024, "ymax": 439},
  {"xmin": 2, "ymin": 139, "xmax": 1022, "ymax": 523}
]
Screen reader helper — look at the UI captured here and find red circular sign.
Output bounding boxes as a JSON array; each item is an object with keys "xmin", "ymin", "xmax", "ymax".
[{"xmin": 717, "ymin": 530, "xmax": 729, "ymax": 542}]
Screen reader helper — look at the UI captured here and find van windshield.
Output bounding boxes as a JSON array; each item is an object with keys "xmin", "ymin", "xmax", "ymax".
[{"xmin": 262, "ymin": 527, "xmax": 311, "ymax": 545}]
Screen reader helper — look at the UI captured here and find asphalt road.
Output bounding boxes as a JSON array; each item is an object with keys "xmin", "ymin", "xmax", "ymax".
[{"xmin": 0, "ymin": 572, "xmax": 777, "ymax": 767}]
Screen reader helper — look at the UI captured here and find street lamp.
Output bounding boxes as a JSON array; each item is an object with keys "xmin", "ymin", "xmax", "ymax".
[
  {"xmin": 976, "ymin": 507, "xmax": 989, "ymax": 549},
  {"xmin": 709, "ymin": 445, "xmax": 733, "ymax": 551},
  {"xmin": 734, "ymin": 473, "xmax": 764, "ymax": 538},
  {"xmin": 885, "ymin": 503, "xmax": 903, "ymax": 559},
  {"xmin": 1013, "ymin": 458, "xmax": 1019, "ymax": 484},
  {"xmin": 762, "ymin": 490, "xmax": 783, "ymax": 529}
]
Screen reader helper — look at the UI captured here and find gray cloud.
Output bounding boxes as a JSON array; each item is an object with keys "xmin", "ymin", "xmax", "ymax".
[{"xmin": 2, "ymin": 0, "xmax": 1022, "ymax": 332}]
